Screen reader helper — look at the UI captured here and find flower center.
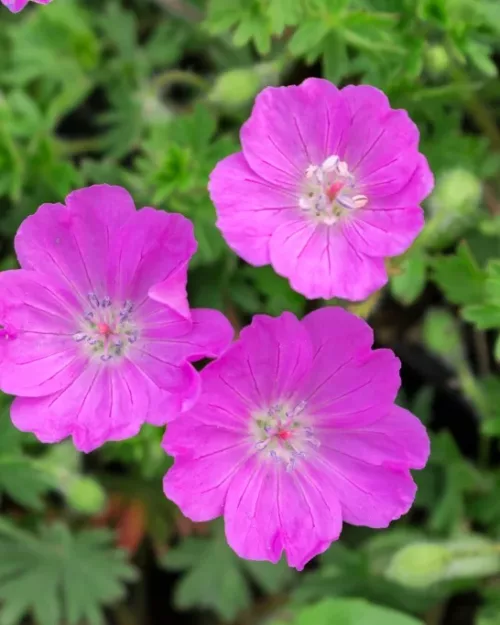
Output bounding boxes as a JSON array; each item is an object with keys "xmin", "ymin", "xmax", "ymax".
[
  {"xmin": 252, "ymin": 401, "xmax": 319, "ymax": 471},
  {"xmin": 299, "ymin": 155, "xmax": 368, "ymax": 225},
  {"xmin": 73, "ymin": 294, "xmax": 139, "ymax": 363}
]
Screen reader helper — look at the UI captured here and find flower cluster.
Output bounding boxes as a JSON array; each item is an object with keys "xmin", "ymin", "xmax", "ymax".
[
  {"xmin": 0, "ymin": 75, "xmax": 432, "ymax": 568},
  {"xmin": 1, "ymin": 0, "xmax": 51, "ymax": 13}
]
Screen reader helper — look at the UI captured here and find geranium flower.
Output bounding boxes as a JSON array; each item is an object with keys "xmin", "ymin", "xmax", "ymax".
[
  {"xmin": 2, "ymin": 0, "xmax": 52, "ymax": 13},
  {"xmin": 0, "ymin": 185, "xmax": 233, "ymax": 452},
  {"xmin": 164, "ymin": 308, "xmax": 429, "ymax": 570},
  {"xmin": 209, "ymin": 79, "xmax": 433, "ymax": 301}
]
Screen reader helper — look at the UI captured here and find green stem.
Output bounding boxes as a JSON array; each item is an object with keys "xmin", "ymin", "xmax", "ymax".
[
  {"xmin": 458, "ymin": 363, "xmax": 490, "ymax": 467},
  {"xmin": 58, "ymin": 137, "xmax": 105, "ymax": 155},
  {"xmin": 153, "ymin": 69, "xmax": 210, "ymax": 92}
]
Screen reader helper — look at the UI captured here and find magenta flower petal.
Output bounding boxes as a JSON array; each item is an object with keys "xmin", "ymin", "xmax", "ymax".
[
  {"xmin": 210, "ymin": 79, "xmax": 433, "ymax": 301},
  {"xmin": 224, "ymin": 458, "xmax": 342, "ymax": 570},
  {"xmin": 1, "ymin": 185, "xmax": 233, "ymax": 450},
  {"xmin": 240, "ymin": 79, "xmax": 349, "ymax": 188},
  {"xmin": 164, "ymin": 408, "xmax": 249, "ymax": 521},
  {"xmin": 210, "ymin": 153, "xmax": 297, "ymax": 265},
  {"xmin": 319, "ymin": 405, "xmax": 430, "ymax": 472},
  {"xmin": 312, "ymin": 453, "xmax": 417, "ymax": 528},
  {"xmin": 164, "ymin": 309, "xmax": 429, "ymax": 569},
  {"xmin": 2, "ymin": 0, "xmax": 51, "ymax": 12},
  {"xmin": 110, "ymin": 207, "xmax": 196, "ymax": 318},
  {"xmin": 209, "ymin": 312, "xmax": 312, "ymax": 408},
  {"xmin": 0, "ymin": 270, "xmax": 85, "ymax": 397},
  {"xmin": 145, "ymin": 308, "xmax": 234, "ymax": 362},
  {"xmin": 11, "ymin": 361, "xmax": 149, "ymax": 452},
  {"xmin": 342, "ymin": 155, "xmax": 433, "ymax": 257},
  {"xmin": 341, "ymin": 85, "xmax": 390, "ymax": 117},
  {"xmin": 269, "ymin": 220, "xmax": 387, "ymax": 300},
  {"xmin": 15, "ymin": 186, "xmax": 136, "ymax": 300}
]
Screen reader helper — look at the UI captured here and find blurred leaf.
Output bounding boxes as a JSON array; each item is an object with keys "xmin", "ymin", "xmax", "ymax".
[
  {"xmin": 0, "ymin": 522, "xmax": 136, "ymax": 625},
  {"xmin": 422, "ymin": 308, "xmax": 464, "ymax": 366},
  {"xmin": 241, "ymin": 558, "xmax": 295, "ymax": 593},
  {"xmin": 462, "ymin": 259, "xmax": 500, "ymax": 329},
  {"xmin": 240, "ymin": 266, "xmax": 306, "ymax": 316},
  {"xmin": 421, "ymin": 169, "xmax": 483, "ymax": 252},
  {"xmin": 322, "ymin": 33, "xmax": 348, "ymax": 83},
  {"xmin": 163, "ymin": 533, "xmax": 251, "ymax": 621},
  {"xmin": 0, "ymin": 399, "xmax": 52, "ymax": 510},
  {"xmin": 5, "ymin": 0, "xmax": 99, "ymax": 94},
  {"xmin": 432, "ymin": 243, "xmax": 486, "ymax": 306},
  {"xmin": 163, "ymin": 527, "xmax": 294, "ymax": 621},
  {"xmin": 466, "ymin": 40, "xmax": 497, "ymax": 77},
  {"xmin": 288, "ymin": 20, "xmax": 330, "ymax": 57},
  {"xmin": 272, "ymin": 598, "xmax": 422, "ymax": 625},
  {"xmin": 390, "ymin": 250, "xmax": 427, "ymax": 305},
  {"xmin": 427, "ymin": 432, "xmax": 483, "ymax": 533}
]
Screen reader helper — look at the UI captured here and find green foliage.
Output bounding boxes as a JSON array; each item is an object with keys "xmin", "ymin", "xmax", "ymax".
[
  {"xmin": 0, "ymin": 521, "xmax": 136, "ymax": 625},
  {"xmin": 272, "ymin": 598, "xmax": 423, "ymax": 625},
  {"xmin": 390, "ymin": 250, "xmax": 428, "ymax": 305},
  {"xmin": 422, "ymin": 308, "xmax": 464, "ymax": 366},
  {"xmin": 0, "ymin": 397, "xmax": 52, "ymax": 510},
  {"xmin": 432, "ymin": 243, "xmax": 485, "ymax": 306},
  {"xmin": 163, "ymin": 523, "xmax": 295, "ymax": 621}
]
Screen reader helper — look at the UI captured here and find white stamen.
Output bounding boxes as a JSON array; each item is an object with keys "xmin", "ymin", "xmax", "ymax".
[
  {"xmin": 299, "ymin": 155, "xmax": 366, "ymax": 225},
  {"xmin": 322, "ymin": 155, "xmax": 339, "ymax": 172},
  {"xmin": 352, "ymin": 194, "xmax": 368, "ymax": 209}
]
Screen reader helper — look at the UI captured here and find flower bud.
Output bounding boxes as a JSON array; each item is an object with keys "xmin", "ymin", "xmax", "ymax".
[
  {"xmin": 421, "ymin": 168, "xmax": 482, "ymax": 251},
  {"xmin": 386, "ymin": 543, "xmax": 451, "ymax": 588},
  {"xmin": 208, "ymin": 61, "xmax": 282, "ymax": 110},
  {"xmin": 425, "ymin": 44, "xmax": 450, "ymax": 77},
  {"xmin": 67, "ymin": 476, "xmax": 106, "ymax": 515}
]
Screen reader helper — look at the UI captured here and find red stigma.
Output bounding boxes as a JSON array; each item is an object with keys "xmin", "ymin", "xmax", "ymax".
[
  {"xmin": 326, "ymin": 181, "xmax": 344, "ymax": 201},
  {"xmin": 97, "ymin": 322, "xmax": 113, "ymax": 337},
  {"xmin": 277, "ymin": 429, "xmax": 292, "ymax": 441}
]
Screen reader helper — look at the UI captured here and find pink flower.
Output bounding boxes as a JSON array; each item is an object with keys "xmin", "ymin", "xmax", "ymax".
[
  {"xmin": 209, "ymin": 79, "xmax": 433, "ymax": 301},
  {"xmin": 164, "ymin": 308, "xmax": 429, "ymax": 570},
  {"xmin": 0, "ymin": 185, "xmax": 233, "ymax": 452},
  {"xmin": 2, "ymin": 0, "xmax": 52, "ymax": 12}
]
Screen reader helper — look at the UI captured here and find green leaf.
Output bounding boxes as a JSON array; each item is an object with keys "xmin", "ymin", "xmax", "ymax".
[
  {"xmin": 241, "ymin": 558, "xmax": 294, "ymax": 593},
  {"xmin": 5, "ymin": 0, "xmax": 99, "ymax": 91},
  {"xmin": 390, "ymin": 250, "xmax": 427, "ymax": 305},
  {"xmin": 242, "ymin": 265, "xmax": 306, "ymax": 316},
  {"xmin": 462, "ymin": 304, "xmax": 500, "ymax": 330},
  {"xmin": 466, "ymin": 40, "xmax": 497, "ymax": 77},
  {"xmin": 268, "ymin": 0, "xmax": 303, "ymax": 34},
  {"xmin": 431, "ymin": 243, "xmax": 486, "ymax": 306},
  {"xmin": 163, "ymin": 534, "xmax": 251, "ymax": 621},
  {"xmin": 0, "ymin": 522, "xmax": 136, "ymax": 625},
  {"xmin": 322, "ymin": 33, "xmax": 348, "ymax": 83},
  {"xmin": 288, "ymin": 20, "xmax": 331, "ymax": 57},
  {"xmin": 0, "ymin": 401, "xmax": 52, "ymax": 510},
  {"xmin": 423, "ymin": 308, "xmax": 464, "ymax": 367},
  {"xmin": 163, "ymin": 525, "xmax": 295, "ymax": 621},
  {"xmin": 272, "ymin": 598, "xmax": 422, "ymax": 625}
]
